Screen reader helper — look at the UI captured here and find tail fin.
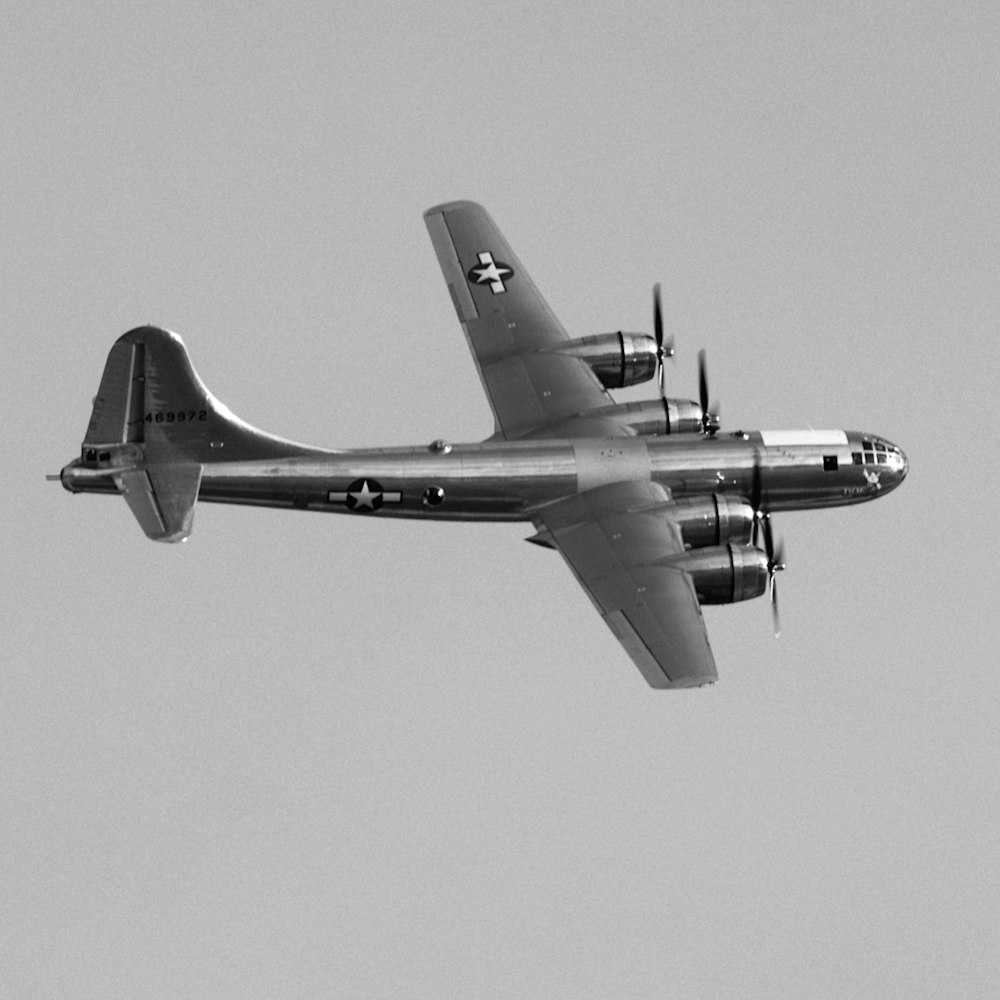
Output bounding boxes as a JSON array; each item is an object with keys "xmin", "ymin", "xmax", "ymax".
[{"xmin": 65, "ymin": 326, "xmax": 312, "ymax": 542}]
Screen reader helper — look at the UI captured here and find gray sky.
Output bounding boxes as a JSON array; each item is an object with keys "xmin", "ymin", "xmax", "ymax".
[{"xmin": 3, "ymin": 2, "xmax": 998, "ymax": 997}]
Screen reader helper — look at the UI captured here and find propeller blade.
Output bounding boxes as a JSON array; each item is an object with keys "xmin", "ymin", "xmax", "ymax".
[
  {"xmin": 698, "ymin": 349, "xmax": 709, "ymax": 415},
  {"xmin": 750, "ymin": 458, "xmax": 763, "ymax": 516},
  {"xmin": 772, "ymin": 536, "xmax": 786, "ymax": 573},
  {"xmin": 764, "ymin": 518, "xmax": 786, "ymax": 569},
  {"xmin": 652, "ymin": 283, "xmax": 673, "ymax": 395},
  {"xmin": 696, "ymin": 349, "xmax": 720, "ymax": 433},
  {"xmin": 653, "ymin": 283, "xmax": 663, "ymax": 350},
  {"xmin": 759, "ymin": 513, "xmax": 785, "ymax": 637}
]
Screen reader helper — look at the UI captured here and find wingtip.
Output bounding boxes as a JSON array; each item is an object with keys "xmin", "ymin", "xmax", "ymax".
[{"xmin": 423, "ymin": 199, "xmax": 485, "ymax": 218}]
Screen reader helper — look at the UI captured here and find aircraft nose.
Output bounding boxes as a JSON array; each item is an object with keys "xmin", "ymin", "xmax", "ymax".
[{"xmin": 885, "ymin": 443, "xmax": 908, "ymax": 492}]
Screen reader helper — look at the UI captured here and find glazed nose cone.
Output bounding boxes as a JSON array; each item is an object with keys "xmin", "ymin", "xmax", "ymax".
[{"xmin": 885, "ymin": 444, "xmax": 908, "ymax": 492}]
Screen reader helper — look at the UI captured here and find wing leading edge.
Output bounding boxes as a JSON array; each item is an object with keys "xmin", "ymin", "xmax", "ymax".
[
  {"xmin": 533, "ymin": 480, "xmax": 718, "ymax": 688},
  {"xmin": 424, "ymin": 200, "xmax": 613, "ymax": 440}
]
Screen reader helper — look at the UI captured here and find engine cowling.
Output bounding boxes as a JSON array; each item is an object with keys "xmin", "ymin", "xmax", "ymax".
[
  {"xmin": 669, "ymin": 495, "xmax": 756, "ymax": 548},
  {"xmin": 547, "ymin": 332, "xmax": 658, "ymax": 388},
  {"xmin": 674, "ymin": 543, "xmax": 769, "ymax": 604},
  {"xmin": 559, "ymin": 397, "xmax": 704, "ymax": 436},
  {"xmin": 662, "ymin": 398, "xmax": 704, "ymax": 434}
]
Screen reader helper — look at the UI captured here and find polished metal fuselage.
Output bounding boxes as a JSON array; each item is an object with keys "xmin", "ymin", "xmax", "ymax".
[{"xmin": 62, "ymin": 429, "xmax": 907, "ymax": 521}]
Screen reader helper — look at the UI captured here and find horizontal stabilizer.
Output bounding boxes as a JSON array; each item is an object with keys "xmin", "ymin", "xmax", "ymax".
[{"xmin": 115, "ymin": 463, "xmax": 202, "ymax": 543}]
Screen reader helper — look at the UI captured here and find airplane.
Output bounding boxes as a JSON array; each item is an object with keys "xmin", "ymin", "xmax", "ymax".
[{"xmin": 55, "ymin": 201, "xmax": 907, "ymax": 688}]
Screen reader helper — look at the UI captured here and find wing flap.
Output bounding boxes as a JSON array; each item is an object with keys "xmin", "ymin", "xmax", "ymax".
[{"xmin": 534, "ymin": 480, "xmax": 718, "ymax": 688}]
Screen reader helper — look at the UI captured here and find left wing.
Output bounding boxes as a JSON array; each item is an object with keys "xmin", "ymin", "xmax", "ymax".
[
  {"xmin": 424, "ymin": 201, "xmax": 616, "ymax": 440},
  {"xmin": 532, "ymin": 480, "xmax": 717, "ymax": 688}
]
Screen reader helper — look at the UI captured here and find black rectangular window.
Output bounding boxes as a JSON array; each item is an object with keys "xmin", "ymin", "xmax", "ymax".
[{"xmin": 823, "ymin": 455, "xmax": 839, "ymax": 471}]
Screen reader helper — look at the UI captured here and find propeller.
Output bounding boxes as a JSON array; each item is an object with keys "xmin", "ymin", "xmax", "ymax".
[
  {"xmin": 697, "ymin": 349, "xmax": 721, "ymax": 434},
  {"xmin": 750, "ymin": 457, "xmax": 763, "ymax": 543},
  {"xmin": 759, "ymin": 512, "xmax": 786, "ymax": 637},
  {"xmin": 748, "ymin": 456, "xmax": 784, "ymax": 635},
  {"xmin": 652, "ymin": 283, "xmax": 675, "ymax": 393}
]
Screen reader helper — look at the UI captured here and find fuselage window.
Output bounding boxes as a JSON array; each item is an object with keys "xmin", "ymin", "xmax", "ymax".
[
  {"xmin": 823, "ymin": 455, "xmax": 838, "ymax": 471},
  {"xmin": 852, "ymin": 452, "xmax": 863, "ymax": 465}
]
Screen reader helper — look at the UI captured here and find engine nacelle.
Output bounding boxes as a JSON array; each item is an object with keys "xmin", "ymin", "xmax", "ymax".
[
  {"xmin": 662, "ymin": 398, "xmax": 704, "ymax": 435},
  {"xmin": 546, "ymin": 332, "xmax": 657, "ymax": 388},
  {"xmin": 669, "ymin": 495, "xmax": 756, "ymax": 548},
  {"xmin": 566, "ymin": 397, "xmax": 704, "ymax": 436},
  {"xmin": 675, "ymin": 543, "xmax": 769, "ymax": 604}
]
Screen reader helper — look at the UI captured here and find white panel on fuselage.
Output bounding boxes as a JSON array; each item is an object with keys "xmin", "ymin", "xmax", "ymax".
[{"xmin": 759, "ymin": 429, "xmax": 848, "ymax": 447}]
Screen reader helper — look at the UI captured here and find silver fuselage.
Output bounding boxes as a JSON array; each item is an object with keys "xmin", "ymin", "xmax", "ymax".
[{"xmin": 62, "ymin": 429, "xmax": 908, "ymax": 521}]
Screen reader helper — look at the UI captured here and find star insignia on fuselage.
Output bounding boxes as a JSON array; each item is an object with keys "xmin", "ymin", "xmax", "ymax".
[
  {"xmin": 327, "ymin": 478, "xmax": 402, "ymax": 512},
  {"xmin": 467, "ymin": 251, "xmax": 514, "ymax": 294},
  {"xmin": 348, "ymin": 480, "xmax": 379, "ymax": 510}
]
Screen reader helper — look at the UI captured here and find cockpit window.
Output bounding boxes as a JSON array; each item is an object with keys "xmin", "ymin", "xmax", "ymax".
[{"xmin": 856, "ymin": 440, "xmax": 901, "ymax": 465}]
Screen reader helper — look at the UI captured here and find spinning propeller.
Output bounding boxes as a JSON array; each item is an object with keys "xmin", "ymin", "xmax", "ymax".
[
  {"xmin": 696, "ymin": 349, "xmax": 721, "ymax": 435},
  {"xmin": 651, "ymin": 283, "xmax": 675, "ymax": 393},
  {"xmin": 760, "ymin": 513, "xmax": 786, "ymax": 638},
  {"xmin": 649, "ymin": 286, "xmax": 719, "ymax": 437},
  {"xmin": 749, "ymin": 458, "xmax": 786, "ymax": 637}
]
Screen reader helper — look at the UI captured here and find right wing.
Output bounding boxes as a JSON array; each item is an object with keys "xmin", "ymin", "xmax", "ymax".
[
  {"xmin": 533, "ymin": 480, "xmax": 718, "ymax": 688},
  {"xmin": 424, "ymin": 200, "xmax": 614, "ymax": 440}
]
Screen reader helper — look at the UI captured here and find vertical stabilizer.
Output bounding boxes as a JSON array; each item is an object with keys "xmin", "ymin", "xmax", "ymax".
[{"xmin": 64, "ymin": 326, "xmax": 317, "ymax": 542}]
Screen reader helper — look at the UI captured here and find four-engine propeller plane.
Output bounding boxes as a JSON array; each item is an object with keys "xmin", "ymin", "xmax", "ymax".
[{"xmin": 57, "ymin": 201, "xmax": 907, "ymax": 687}]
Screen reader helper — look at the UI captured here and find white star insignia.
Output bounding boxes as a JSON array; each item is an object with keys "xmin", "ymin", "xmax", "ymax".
[
  {"xmin": 349, "ymin": 480, "xmax": 379, "ymax": 509},
  {"xmin": 468, "ymin": 251, "xmax": 514, "ymax": 294},
  {"xmin": 327, "ymin": 478, "xmax": 402, "ymax": 511}
]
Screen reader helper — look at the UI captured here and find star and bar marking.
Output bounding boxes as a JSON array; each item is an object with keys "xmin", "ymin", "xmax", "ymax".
[
  {"xmin": 327, "ymin": 478, "xmax": 402, "ymax": 512},
  {"xmin": 467, "ymin": 251, "xmax": 514, "ymax": 294}
]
